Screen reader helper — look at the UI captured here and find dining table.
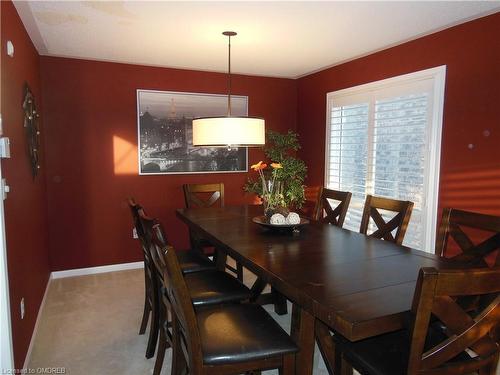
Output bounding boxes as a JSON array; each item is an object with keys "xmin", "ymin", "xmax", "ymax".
[{"xmin": 176, "ymin": 205, "xmax": 455, "ymax": 374}]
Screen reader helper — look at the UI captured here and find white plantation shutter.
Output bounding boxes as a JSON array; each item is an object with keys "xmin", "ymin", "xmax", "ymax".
[
  {"xmin": 328, "ymin": 103, "xmax": 369, "ymax": 231},
  {"xmin": 325, "ymin": 67, "xmax": 446, "ymax": 251}
]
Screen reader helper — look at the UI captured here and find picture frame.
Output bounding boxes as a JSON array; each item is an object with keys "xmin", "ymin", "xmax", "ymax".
[{"xmin": 136, "ymin": 89, "xmax": 248, "ymax": 175}]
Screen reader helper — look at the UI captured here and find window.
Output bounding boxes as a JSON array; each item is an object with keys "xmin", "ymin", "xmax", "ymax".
[{"xmin": 325, "ymin": 66, "xmax": 446, "ymax": 251}]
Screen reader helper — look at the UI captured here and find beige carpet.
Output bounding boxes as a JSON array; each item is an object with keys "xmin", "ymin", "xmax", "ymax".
[{"xmin": 27, "ymin": 263, "xmax": 330, "ymax": 374}]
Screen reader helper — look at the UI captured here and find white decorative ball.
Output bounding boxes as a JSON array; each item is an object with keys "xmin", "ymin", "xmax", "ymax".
[
  {"xmin": 286, "ymin": 212, "xmax": 301, "ymax": 225},
  {"xmin": 270, "ymin": 213, "xmax": 287, "ymax": 225}
]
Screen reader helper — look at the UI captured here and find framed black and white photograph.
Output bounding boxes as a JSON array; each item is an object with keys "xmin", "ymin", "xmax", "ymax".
[{"xmin": 137, "ymin": 89, "xmax": 248, "ymax": 175}]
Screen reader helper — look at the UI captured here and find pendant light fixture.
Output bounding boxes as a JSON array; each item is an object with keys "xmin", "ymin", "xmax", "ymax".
[{"xmin": 192, "ymin": 31, "xmax": 265, "ymax": 148}]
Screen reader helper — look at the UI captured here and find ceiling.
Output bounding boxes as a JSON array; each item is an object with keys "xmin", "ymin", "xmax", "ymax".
[{"xmin": 14, "ymin": 1, "xmax": 500, "ymax": 79}]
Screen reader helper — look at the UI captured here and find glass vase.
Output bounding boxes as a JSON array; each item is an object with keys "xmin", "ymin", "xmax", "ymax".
[{"xmin": 261, "ymin": 179, "xmax": 288, "ymax": 221}]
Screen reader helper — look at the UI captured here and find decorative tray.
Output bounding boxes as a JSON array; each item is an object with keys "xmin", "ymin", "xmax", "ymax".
[{"xmin": 252, "ymin": 215, "xmax": 309, "ymax": 230}]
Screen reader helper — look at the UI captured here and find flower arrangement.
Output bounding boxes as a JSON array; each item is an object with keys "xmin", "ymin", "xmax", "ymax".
[
  {"xmin": 245, "ymin": 130, "xmax": 307, "ymax": 217},
  {"xmin": 250, "ymin": 161, "xmax": 285, "ymax": 216}
]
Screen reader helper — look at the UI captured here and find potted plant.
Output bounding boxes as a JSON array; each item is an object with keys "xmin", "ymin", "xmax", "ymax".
[{"xmin": 244, "ymin": 130, "xmax": 307, "ymax": 220}]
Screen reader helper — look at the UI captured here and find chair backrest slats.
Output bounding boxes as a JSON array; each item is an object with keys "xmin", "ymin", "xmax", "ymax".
[
  {"xmin": 359, "ymin": 195, "xmax": 414, "ymax": 245},
  {"xmin": 128, "ymin": 197, "xmax": 145, "ymax": 239},
  {"xmin": 127, "ymin": 198, "xmax": 152, "ymax": 263},
  {"xmin": 138, "ymin": 209, "xmax": 166, "ymax": 274},
  {"xmin": 435, "ymin": 208, "xmax": 500, "ymax": 267},
  {"xmin": 183, "ymin": 183, "xmax": 225, "ymax": 208},
  {"xmin": 407, "ymin": 267, "xmax": 500, "ymax": 374},
  {"xmin": 156, "ymin": 239, "xmax": 203, "ymax": 372},
  {"xmin": 317, "ymin": 188, "xmax": 352, "ymax": 227}
]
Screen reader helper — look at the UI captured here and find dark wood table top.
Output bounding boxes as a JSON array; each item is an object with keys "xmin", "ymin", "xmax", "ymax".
[{"xmin": 176, "ymin": 205, "xmax": 454, "ymax": 341}]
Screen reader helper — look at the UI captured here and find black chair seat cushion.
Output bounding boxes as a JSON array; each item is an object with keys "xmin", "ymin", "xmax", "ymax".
[
  {"xmin": 185, "ymin": 270, "xmax": 251, "ymax": 307},
  {"xmin": 336, "ymin": 326, "xmax": 472, "ymax": 375},
  {"xmin": 197, "ymin": 304, "xmax": 298, "ymax": 365},
  {"xmin": 177, "ymin": 250, "xmax": 215, "ymax": 274}
]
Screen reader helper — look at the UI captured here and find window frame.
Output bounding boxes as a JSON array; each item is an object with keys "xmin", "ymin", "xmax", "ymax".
[{"xmin": 324, "ymin": 66, "xmax": 446, "ymax": 252}]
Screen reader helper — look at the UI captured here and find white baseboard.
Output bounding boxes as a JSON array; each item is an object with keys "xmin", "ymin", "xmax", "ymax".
[
  {"xmin": 22, "ymin": 273, "xmax": 52, "ymax": 371},
  {"xmin": 51, "ymin": 261, "xmax": 144, "ymax": 279}
]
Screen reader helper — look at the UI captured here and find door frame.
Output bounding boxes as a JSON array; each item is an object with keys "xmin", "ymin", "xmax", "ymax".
[{"xmin": 0, "ymin": 116, "xmax": 14, "ymax": 370}]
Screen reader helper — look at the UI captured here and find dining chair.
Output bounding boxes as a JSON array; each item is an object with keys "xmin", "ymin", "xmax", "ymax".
[
  {"xmin": 299, "ymin": 185, "xmax": 323, "ymax": 220},
  {"xmin": 317, "ymin": 188, "xmax": 352, "ymax": 227},
  {"xmin": 359, "ymin": 195, "xmax": 414, "ymax": 245},
  {"xmin": 141, "ymin": 213, "xmax": 253, "ymax": 375},
  {"xmin": 435, "ymin": 208, "xmax": 500, "ymax": 267},
  {"xmin": 128, "ymin": 197, "xmax": 218, "ymax": 358},
  {"xmin": 336, "ymin": 266, "xmax": 500, "ymax": 375},
  {"xmin": 183, "ymin": 183, "xmax": 225, "ymax": 208},
  {"xmin": 127, "ymin": 198, "xmax": 158, "ymax": 358},
  {"xmin": 183, "ymin": 183, "xmax": 244, "ymax": 281},
  {"xmin": 158, "ymin": 239, "xmax": 299, "ymax": 374}
]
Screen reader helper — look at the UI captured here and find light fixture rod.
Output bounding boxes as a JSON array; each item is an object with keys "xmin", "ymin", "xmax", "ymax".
[
  {"xmin": 228, "ymin": 33, "xmax": 231, "ymax": 116},
  {"xmin": 223, "ymin": 31, "xmax": 237, "ymax": 116}
]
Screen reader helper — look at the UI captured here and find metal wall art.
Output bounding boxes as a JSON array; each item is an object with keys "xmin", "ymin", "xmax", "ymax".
[{"xmin": 23, "ymin": 84, "xmax": 41, "ymax": 178}]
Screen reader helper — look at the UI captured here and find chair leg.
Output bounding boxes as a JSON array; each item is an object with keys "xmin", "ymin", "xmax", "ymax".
[
  {"xmin": 139, "ymin": 296, "xmax": 150, "ymax": 334},
  {"xmin": 171, "ymin": 315, "xmax": 187, "ymax": 375},
  {"xmin": 341, "ymin": 354, "xmax": 353, "ymax": 375},
  {"xmin": 479, "ymin": 354, "xmax": 499, "ymax": 375},
  {"xmin": 153, "ymin": 326, "xmax": 167, "ymax": 375},
  {"xmin": 171, "ymin": 330, "xmax": 180, "ymax": 375},
  {"xmin": 145, "ymin": 297, "xmax": 159, "ymax": 359},
  {"xmin": 280, "ymin": 353, "xmax": 295, "ymax": 375},
  {"xmin": 139, "ymin": 271, "xmax": 151, "ymax": 334}
]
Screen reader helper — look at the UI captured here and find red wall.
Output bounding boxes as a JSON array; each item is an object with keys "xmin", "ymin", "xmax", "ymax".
[
  {"xmin": 297, "ymin": 13, "xmax": 500, "ymax": 229},
  {"xmin": 40, "ymin": 57, "xmax": 297, "ymax": 271},
  {"xmin": 1, "ymin": 1, "xmax": 51, "ymax": 369},
  {"xmin": 2, "ymin": 5, "xmax": 499, "ymax": 367}
]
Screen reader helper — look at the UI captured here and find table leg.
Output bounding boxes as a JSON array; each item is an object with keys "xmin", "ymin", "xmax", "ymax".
[
  {"xmin": 291, "ymin": 303, "xmax": 315, "ymax": 375},
  {"xmin": 250, "ymin": 278, "xmax": 268, "ymax": 302},
  {"xmin": 250, "ymin": 280, "xmax": 288, "ymax": 315},
  {"xmin": 188, "ymin": 230, "xmax": 204, "ymax": 253},
  {"xmin": 315, "ymin": 320, "xmax": 340, "ymax": 375},
  {"xmin": 272, "ymin": 287, "xmax": 288, "ymax": 315},
  {"xmin": 214, "ymin": 248, "xmax": 227, "ymax": 271}
]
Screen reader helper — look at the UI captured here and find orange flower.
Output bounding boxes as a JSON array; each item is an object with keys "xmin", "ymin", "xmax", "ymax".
[
  {"xmin": 271, "ymin": 163, "xmax": 282, "ymax": 169},
  {"xmin": 250, "ymin": 161, "xmax": 262, "ymax": 170},
  {"xmin": 251, "ymin": 161, "xmax": 267, "ymax": 171}
]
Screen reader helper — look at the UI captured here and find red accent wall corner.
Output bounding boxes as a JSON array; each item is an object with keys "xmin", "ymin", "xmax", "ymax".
[
  {"xmin": 297, "ymin": 12, "xmax": 500, "ymax": 231},
  {"xmin": 1, "ymin": 1, "xmax": 51, "ymax": 369}
]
